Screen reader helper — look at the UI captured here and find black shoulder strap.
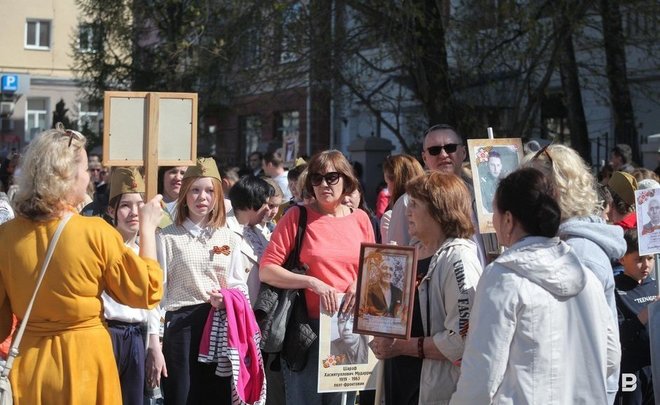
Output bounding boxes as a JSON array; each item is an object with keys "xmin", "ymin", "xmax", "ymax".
[{"xmin": 289, "ymin": 206, "xmax": 307, "ymax": 268}]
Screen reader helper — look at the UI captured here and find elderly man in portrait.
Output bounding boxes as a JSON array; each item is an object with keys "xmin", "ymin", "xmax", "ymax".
[
  {"xmin": 642, "ymin": 198, "xmax": 660, "ymax": 235},
  {"xmin": 330, "ymin": 314, "xmax": 370, "ymax": 365}
]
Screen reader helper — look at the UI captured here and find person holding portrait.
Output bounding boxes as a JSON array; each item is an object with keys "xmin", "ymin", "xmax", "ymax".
[
  {"xmin": 260, "ymin": 150, "xmax": 375, "ymax": 405},
  {"xmin": 370, "ymin": 172, "xmax": 482, "ymax": 405}
]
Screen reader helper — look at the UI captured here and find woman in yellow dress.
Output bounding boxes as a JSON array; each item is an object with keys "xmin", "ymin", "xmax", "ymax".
[{"xmin": 0, "ymin": 124, "xmax": 164, "ymax": 404}]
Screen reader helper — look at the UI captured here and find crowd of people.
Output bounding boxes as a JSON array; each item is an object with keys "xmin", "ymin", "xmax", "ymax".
[{"xmin": 0, "ymin": 122, "xmax": 657, "ymax": 405}]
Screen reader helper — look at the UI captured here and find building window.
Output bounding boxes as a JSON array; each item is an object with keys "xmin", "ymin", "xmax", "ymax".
[
  {"xmin": 78, "ymin": 100, "xmax": 101, "ymax": 135},
  {"xmin": 279, "ymin": 3, "xmax": 303, "ymax": 64},
  {"xmin": 26, "ymin": 98, "xmax": 48, "ymax": 142},
  {"xmin": 239, "ymin": 115, "xmax": 262, "ymax": 157},
  {"xmin": 79, "ymin": 23, "xmax": 102, "ymax": 53},
  {"xmin": 240, "ymin": 29, "xmax": 261, "ymax": 68},
  {"xmin": 25, "ymin": 20, "xmax": 51, "ymax": 49},
  {"xmin": 275, "ymin": 110, "xmax": 300, "ymax": 140}
]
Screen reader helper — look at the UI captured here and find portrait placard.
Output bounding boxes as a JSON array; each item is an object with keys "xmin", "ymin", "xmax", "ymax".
[
  {"xmin": 635, "ymin": 188, "xmax": 660, "ymax": 255},
  {"xmin": 318, "ymin": 293, "xmax": 378, "ymax": 393},
  {"xmin": 467, "ymin": 138, "xmax": 523, "ymax": 234},
  {"xmin": 353, "ymin": 244, "xmax": 418, "ymax": 339},
  {"xmin": 283, "ymin": 132, "xmax": 299, "ymax": 169}
]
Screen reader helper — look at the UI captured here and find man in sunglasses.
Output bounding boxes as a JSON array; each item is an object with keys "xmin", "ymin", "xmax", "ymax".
[{"xmin": 387, "ymin": 124, "xmax": 487, "ymax": 265}]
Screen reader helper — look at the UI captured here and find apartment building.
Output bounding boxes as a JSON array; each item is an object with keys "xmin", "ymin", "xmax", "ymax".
[{"xmin": 0, "ymin": 0, "xmax": 98, "ymax": 155}]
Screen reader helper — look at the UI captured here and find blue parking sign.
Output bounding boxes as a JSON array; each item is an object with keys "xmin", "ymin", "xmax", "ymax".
[{"xmin": 1, "ymin": 75, "xmax": 18, "ymax": 92}]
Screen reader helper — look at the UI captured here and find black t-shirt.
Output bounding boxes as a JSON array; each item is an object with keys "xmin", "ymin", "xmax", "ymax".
[{"xmin": 615, "ymin": 273, "xmax": 657, "ymax": 372}]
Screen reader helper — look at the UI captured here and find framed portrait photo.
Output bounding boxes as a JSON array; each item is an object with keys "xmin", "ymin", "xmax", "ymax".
[
  {"xmin": 353, "ymin": 243, "xmax": 418, "ymax": 339},
  {"xmin": 635, "ymin": 188, "xmax": 660, "ymax": 256},
  {"xmin": 318, "ymin": 293, "xmax": 378, "ymax": 393},
  {"xmin": 467, "ymin": 138, "xmax": 523, "ymax": 234}
]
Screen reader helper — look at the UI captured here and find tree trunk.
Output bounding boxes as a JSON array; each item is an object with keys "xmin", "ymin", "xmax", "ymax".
[
  {"xmin": 557, "ymin": 31, "xmax": 591, "ymax": 164},
  {"xmin": 600, "ymin": 0, "xmax": 639, "ymax": 162}
]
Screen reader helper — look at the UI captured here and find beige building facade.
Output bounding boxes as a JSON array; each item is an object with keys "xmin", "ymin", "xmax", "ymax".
[{"xmin": 0, "ymin": 0, "xmax": 97, "ymax": 154}]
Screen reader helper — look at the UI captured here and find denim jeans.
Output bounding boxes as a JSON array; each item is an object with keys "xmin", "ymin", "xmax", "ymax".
[{"xmin": 280, "ymin": 319, "xmax": 357, "ymax": 405}]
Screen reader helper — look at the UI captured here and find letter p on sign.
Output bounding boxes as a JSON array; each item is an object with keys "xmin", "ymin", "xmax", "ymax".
[{"xmin": 622, "ymin": 373, "xmax": 637, "ymax": 392}]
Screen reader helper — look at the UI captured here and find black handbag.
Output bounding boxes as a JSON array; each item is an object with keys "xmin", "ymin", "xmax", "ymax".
[{"xmin": 254, "ymin": 206, "xmax": 317, "ymax": 364}]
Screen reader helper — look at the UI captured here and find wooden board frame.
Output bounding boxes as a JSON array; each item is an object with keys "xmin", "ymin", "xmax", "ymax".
[{"xmin": 102, "ymin": 91, "xmax": 198, "ymax": 200}]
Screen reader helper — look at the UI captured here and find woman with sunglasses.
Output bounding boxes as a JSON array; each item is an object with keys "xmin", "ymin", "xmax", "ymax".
[
  {"xmin": 0, "ymin": 124, "xmax": 163, "ymax": 404},
  {"xmin": 260, "ymin": 150, "xmax": 375, "ymax": 404},
  {"xmin": 450, "ymin": 168, "xmax": 620, "ymax": 404},
  {"xmin": 525, "ymin": 144, "xmax": 626, "ymax": 403}
]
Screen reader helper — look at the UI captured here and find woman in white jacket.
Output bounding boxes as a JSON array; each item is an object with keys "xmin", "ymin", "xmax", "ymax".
[
  {"xmin": 450, "ymin": 167, "xmax": 621, "ymax": 405},
  {"xmin": 371, "ymin": 172, "xmax": 482, "ymax": 405}
]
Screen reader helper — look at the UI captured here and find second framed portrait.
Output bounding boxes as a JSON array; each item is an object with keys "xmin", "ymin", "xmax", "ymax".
[
  {"xmin": 467, "ymin": 138, "xmax": 523, "ymax": 234},
  {"xmin": 353, "ymin": 243, "xmax": 418, "ymax": 339}
]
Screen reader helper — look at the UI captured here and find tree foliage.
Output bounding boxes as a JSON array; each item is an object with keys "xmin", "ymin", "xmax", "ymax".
[{"xmin": 73, "ymin": 0, "xmax": 660, "ymax": 159}]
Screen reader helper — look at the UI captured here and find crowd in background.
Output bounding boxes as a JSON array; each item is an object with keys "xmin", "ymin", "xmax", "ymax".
[{"xmin": 0, "ymin": 124, "xmax": 658, "ymax": 405}]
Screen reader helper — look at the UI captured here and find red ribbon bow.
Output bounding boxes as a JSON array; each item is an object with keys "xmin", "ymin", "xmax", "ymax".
[{"xmin": 212, "ymin": 245, "xmax": 231, "ymax": 255}]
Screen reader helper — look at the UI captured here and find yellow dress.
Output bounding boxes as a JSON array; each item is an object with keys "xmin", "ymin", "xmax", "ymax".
[{"xmin": 0, "ymin": 214, "xmax": 163, "ymax": 405}]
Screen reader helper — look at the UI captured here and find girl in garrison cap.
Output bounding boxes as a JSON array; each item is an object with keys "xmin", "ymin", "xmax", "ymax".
[
  {"xmin": 146, "ymin": 158, "xmax": 262, "ymax": 404},
  {"xmin": 103, "ymin": 167, "xmax": 155, "ymax": 404}
]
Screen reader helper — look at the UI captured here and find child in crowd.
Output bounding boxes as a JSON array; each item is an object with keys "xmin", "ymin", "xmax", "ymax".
[
  {"xmin": 615, "ymin": 229, "xmax": 658, "ymax": 405},
  {"xmin": 104, "ymin": 167, "xmax": 153, "ymax": 404}
]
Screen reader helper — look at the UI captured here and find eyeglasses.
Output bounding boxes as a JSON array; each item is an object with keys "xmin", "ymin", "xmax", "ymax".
[
  {"xmin": 425, "ymin": 143, "xmax": 460, "ymax": 156},
  {"xmin": 532, "ymin": 144, "xmax": 553, "ymax": 166},
  {"xmin": 310, "ymin": 171, "xmax": 341, "ymax": 186},
  {"xmin": 64, "ymin": 129, "xmax": 84, "ymax": 147}
]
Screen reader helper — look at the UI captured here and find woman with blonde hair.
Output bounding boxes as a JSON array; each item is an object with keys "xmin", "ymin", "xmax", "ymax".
[
  {"xmin": 526, "ymin": 144, "xmax": 625, "ymax": 403},
  {"xmin": 371, "ymin": 172, "xmax": 482, "ymax": 405},
  {"xmin": 0, "ymin": 124, "xmax": 163, "ymax": 404},
  {"xmin": 380, "ymin": 154, "xmax": 425, "ymax": 243},
  {"xmin": 451, "ymin": 167, "xmax": 620, "ymax": 404}
]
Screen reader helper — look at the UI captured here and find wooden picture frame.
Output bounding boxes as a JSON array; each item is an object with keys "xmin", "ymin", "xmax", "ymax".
[
  {"xmin": 103, "ymin": 91, "xmax": 198, "ymax": 166},
  {"xmin": 353, "ymin": 243, "xmax": 418, "ymax": 339},
  {"xmin": 467, "ymin": 138, "xmax": 524, "ymax": 234}
]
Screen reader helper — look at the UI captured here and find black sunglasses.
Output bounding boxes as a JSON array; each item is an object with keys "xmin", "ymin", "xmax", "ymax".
[
  {"xmin": 425, "ymin": 143, "xmax": 460, "ymax": 156},
  {"xmin": 310, "ymin": 172, "xmax": 341, "ymax": 186}
]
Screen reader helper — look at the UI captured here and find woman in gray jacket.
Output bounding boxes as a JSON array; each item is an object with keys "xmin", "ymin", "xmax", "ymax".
[{"xmin": 370, "ymin": 172, "xmax": 482, "ymax": 405}]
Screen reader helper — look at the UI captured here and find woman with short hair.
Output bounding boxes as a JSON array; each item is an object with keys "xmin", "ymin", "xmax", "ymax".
[
  {"xmin": 450, "ymin": 167, "xmax": 621, "ymax": 404},
  {"xmin": 370, "ymin": 172, "xmax": 482, "ymax": 405}
]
